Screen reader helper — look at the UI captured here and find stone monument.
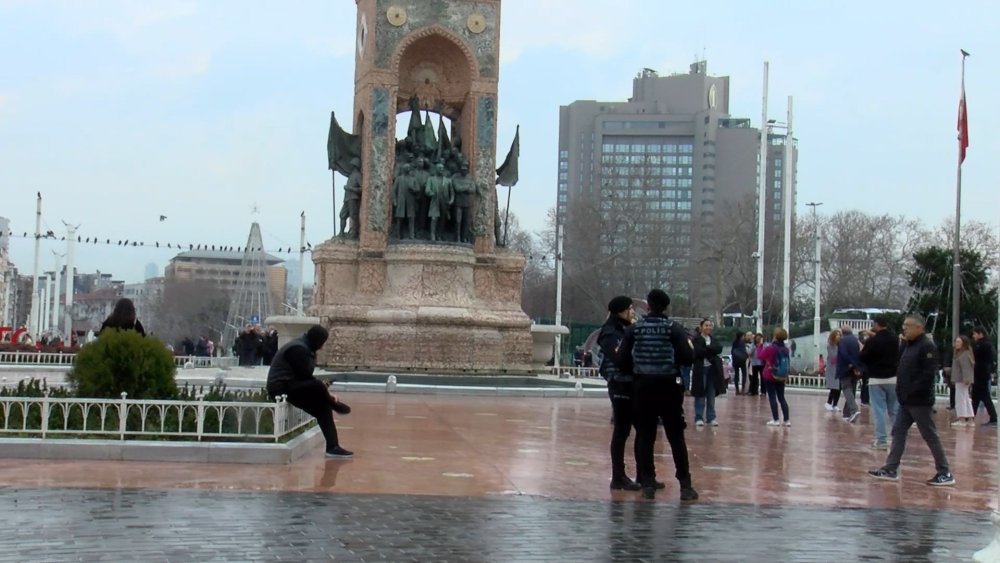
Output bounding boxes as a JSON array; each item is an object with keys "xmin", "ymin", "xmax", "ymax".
[{"xmin": 310, "ymin": 0, "xmax": 532, "ymax": 372}]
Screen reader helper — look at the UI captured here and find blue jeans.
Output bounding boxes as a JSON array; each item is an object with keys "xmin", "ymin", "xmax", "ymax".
[
  {"xmin": 694, "ymin": 373, "xmax": 716, "ymax": 423},
  {"xmin": 680, "ymin": 366, "xmax": 691, "ymax": 392},
  {"xmin": 764, "ymin": 379, "xmax": 789, "ymax": 422},
  {"xmin": 868, "ymin": 383, "xmax": 899, "ymax": 445}
]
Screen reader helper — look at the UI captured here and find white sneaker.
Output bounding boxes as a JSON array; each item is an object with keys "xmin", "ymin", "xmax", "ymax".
[
  {"xmin": 784, "ymin": 421, "xmax": 791, "ymax": 427},
  {"xmin": 709, "ymin": 420, "xmax": 719, "ymax": 427},
  {"xmin": 950, "ymin": 421, "xmax": 964, "ymax": 427},
  {"xmin": 695, "ymin": 420, "xmax": 705, "ymax": 427},
  {"xmin": 824, "ymin": 404, "xmax": 834, "ymax": 411},
  {"xmin": 766, "ymin": 419, "xmax": 781, "ymax": 426}
]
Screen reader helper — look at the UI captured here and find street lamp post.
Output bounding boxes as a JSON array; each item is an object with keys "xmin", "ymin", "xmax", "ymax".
[
  {"xmin": 806, "ymin": 202, "xmax": 823, "ymax": 353},
  {"xmin": 755, "ymin": 61, "xmax": 769, "ymax": 334}
]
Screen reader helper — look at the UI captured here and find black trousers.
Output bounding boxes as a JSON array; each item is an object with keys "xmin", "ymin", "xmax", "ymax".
[
  {"xmin": 972, "ymin": 379, "xmax": 998, "ymax": 422},
  {"xmin": 732, "ymin": 362, "xmax": 748, "ymax": 391},
  {"xmin": 633, "ymin": 377, "xmax": 691, "ymax": 486},
  {"xmin": 270, "ymin": 379, "xmax": 340, "ymax": 450},
  {"xmin": 749, "ymin": 365, "xmax": 763, "ymax": 395},
  {"xmin": 608, "ymin": 381, "xmax": 638, "ymax": 479}
]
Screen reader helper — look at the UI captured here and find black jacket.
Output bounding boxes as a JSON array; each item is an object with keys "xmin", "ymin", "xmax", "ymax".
[
  {"xmin": 973, "ymin": 339, "xmax": 997, "ymax": 383},
  {"xmin": 597, "ymin": 317, "xmax": 631, "ymax": 384},
  {"xmin": 691, "ymin": 333, "xmax": 725, "ymax": 397},
  {"xmin": 266, "ymin": 333, "xmax": 322, "ymax": 396},
  {"xmin": 99, "ymin": 318, "xmax": 145, "ymax": 337},
  {"xmin": 895, "ymin": 334, "xmax": 939, "ymax": 407},
  {"xmin": 616, "ymin": 313, "xmax": 693, "ymax": 379},
  {"xmin": 858, "ymin": 328, "xmax": 899, "ymax": 380}
]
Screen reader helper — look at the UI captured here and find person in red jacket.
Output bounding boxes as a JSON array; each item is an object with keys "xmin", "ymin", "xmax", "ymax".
[{"xmin": 757, "ymin": 327, "xmax": 791, "ymax": 426}]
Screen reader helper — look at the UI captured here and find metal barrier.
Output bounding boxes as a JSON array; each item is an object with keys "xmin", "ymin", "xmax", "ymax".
[
  {"xmin": 546, "ymin": 366, "xmax": 601, "ymax": 379},
  {"xmin": 0, "ymin": 352, "xmax": 238, "ymax": 369},
  {"xmin": 0, "ymin": 352, "xmax": 75, "ymax": 366},
  {"xmin": 0, "ymin": 391, "xmax": 312, "ymax": 441}
]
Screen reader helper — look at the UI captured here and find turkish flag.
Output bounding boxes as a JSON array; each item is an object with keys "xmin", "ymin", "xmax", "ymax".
[{"xmin": 958, "ymin": 78, "xmax": 969, "ymax": 164}]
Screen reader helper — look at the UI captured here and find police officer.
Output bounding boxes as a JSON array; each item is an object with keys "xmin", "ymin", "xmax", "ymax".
[
  {"xmin": 616, "ymin": 289, "xmax": 698, "ymax": 500},
  {"xmin": 598, "ymin": 295, "xmax": 641, "ymax": 491}
]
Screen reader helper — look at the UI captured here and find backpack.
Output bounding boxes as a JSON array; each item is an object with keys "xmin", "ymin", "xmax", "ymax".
[{"xmin": 773, "ymin": 347, "xmax": 790, "ymax": 382}]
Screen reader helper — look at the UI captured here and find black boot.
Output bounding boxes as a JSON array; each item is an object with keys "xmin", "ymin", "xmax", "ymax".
[
  {"xmin": 610, "ymin": 476, "xmax": 641, "ymax": 491},
  {"xmin": 679, "ymin": 481, "xmax": 699, "ymax": 501}
]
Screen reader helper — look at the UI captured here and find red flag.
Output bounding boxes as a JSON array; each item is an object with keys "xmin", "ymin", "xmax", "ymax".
[{"xmin": 958, "ymin": 57, "xmax": 969, "ymax": 164}]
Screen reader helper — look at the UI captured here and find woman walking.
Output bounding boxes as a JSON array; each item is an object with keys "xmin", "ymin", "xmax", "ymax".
[
  {"xmin": 758, "ymin": 327, "xmax": 792, "ymax": 426},
  {"xmin": 950, "ymin": 335, "xmax": 976, "ymax": 427},
  {"xmin": 824, "ymin": 330, "xmax": 841, "ymax": 411},
  {"xmin": 730, "ymin": 332, "xmax": 750, "ymax": 395},
  {"xmin": 749, "ymin": 333, "xmax": 765, "ymax": 396}
]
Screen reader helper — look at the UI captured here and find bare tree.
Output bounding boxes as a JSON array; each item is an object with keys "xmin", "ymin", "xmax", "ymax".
[{"xmin": 146, "ymin": 280, "xmax": 229, "ymax": 346}]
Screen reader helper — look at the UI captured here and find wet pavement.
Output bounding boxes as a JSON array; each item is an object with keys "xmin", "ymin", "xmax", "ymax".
[{"xmin": 0, "ymin": 390, "xmax": 997, "ymax": 561}]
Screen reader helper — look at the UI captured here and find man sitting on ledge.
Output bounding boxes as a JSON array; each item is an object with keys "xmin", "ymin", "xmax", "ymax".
[{"xmin": 266, "ymin": 325, "xmax": 353, "ymax": 459}]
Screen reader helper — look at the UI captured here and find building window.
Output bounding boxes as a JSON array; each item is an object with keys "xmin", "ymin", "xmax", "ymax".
[
  {"xmin": 559, "ymin": 161, "xmax": 568, "ymax": 170},
  {"xmin": 560, "ymin": 150, "xmax": 569, "ymax": 158}
]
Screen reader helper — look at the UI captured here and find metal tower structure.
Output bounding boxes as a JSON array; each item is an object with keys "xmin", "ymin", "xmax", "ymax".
[{"xmin": 223, "ymin": 222, "xmax": 273, "ymax": 350}]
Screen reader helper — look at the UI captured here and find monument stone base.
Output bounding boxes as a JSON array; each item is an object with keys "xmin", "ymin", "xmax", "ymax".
[{"xmin": 310, "ymin": 239, "xmax": 533, "ymax": 373}]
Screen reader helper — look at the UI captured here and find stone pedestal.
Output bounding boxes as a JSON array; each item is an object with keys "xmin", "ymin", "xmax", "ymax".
[
  {"xmin": 263, "ymin": 316, "xmax": 322, "ymax": 349},
  {"xmin": 310, "ymin": 239, "xmax": 531, "ymax": 373}
]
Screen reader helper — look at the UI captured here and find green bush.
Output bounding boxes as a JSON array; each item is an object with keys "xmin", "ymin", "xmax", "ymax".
[{"xmin": 66, "ymin": 330, "xmax": 178, "ymax": 399}]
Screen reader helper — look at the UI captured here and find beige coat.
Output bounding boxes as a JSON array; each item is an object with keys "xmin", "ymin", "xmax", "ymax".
[{"xmin": 951, "ymin": 349, "xmax": 975, "ymax": 385}]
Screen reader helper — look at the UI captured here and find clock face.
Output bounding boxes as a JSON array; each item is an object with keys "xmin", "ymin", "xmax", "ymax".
[
  {"xmin": 467, "ymin": 13, "xmax": 486, "ymax": 33},
  {"xmin": 386, "ymin": 5, "xmax": 407, "ymax": 27},
  {"xmin": 708, "ymin": 84, "xmax": 717, "ymax": 109},
  {"xmin": 357, "ymin": 12, "xmax": 368, "ymax": 57}
]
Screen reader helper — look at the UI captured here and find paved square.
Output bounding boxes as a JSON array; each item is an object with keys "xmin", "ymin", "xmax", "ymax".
[{"xmin": 0, "ymin": 390, "xmax": 996, "ymax": 561}]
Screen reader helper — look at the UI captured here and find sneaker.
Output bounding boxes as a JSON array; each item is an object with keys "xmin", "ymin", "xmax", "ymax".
[
  {"xmin": 784, "ymin": 420, "xmax": 791, "ymax": 427},
  {"xmin": 985, "ymin": 421, "xmax": 999, "ymax": 427},
  {"xmin": 331, "ymin": 400, "xmax": 352, "ymax": 415},
  {"xmin": 680, "ymin": 486, "xmax": 699, "ymax": 501},
  {"xmin": 926, "ymin": 473, "xmax": 955, "ymax": 487},
  {"xmin": 847, "ymin": 412, "xmax": 861, "ymax": 423},
  {"xmin": 824, "ymin": 403, "xmax": 834, "ymax": 411},
  {"xmin": 709, "ymin": 420, "xmax": 719, "ymax": 427},
  {"xmin": 610, "ymin": 476, "xmax": 641, "ymax": 491},
  {"xmin": 871, "ymin": 442, "xmax": 889, "ymax": 450},
  {"xmin": 766, "ymin": 420, "xmax": 781, "ymax": 426},
  {"xmin": 324, "ymin": 446, "xmax": 354, "ymax": 459},
  {"xmin": 868, "ymin": 468, "xmax": 898, "ymax": 481},
  {"xmin": 695, "ymin": 420, "xmax": 705, "ymax": 427}
]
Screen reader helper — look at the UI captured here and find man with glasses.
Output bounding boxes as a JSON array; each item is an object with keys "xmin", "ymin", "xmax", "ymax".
[{"xmin": 869, "ymin": 314, "xmax": 954, "ymax": 486}]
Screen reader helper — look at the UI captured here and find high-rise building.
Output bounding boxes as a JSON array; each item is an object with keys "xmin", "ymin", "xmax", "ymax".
[
  {"xmin": 557, "ymin": 62, "xmax": 793, "ymax": 319},
  {"xmin": 144, "ymin": 262, "xmax": 159, "ymax": 280}
]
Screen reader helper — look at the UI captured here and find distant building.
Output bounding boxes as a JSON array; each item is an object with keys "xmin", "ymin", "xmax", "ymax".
[
  {"xmin": 72, "ymin": 287, "xmax": 123, "ymax": 333},
  {"xmin": 557, "ymin": 62, "xmax": 794, "ymax": 316},
  {"xmin": 144, "ymin": 262, "xmax": 160, "ymax": 280},
  {"xmin": 122, "ymin": 277, "xmax": 165, "ymax": 325},
  {"xmin": 165, "ymin": 249, "xmax": 286, "ymax": 316}
]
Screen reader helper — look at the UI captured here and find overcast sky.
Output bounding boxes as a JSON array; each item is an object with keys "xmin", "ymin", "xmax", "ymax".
[{"xmin": 1, "ymin": 0, "xmax": 998, "ymax": 285}]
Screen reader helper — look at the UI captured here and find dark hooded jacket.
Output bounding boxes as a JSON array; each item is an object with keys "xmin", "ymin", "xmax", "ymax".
[{"xmin": 266, "ymin": 326, "xmax": 329, "ymax": 396}]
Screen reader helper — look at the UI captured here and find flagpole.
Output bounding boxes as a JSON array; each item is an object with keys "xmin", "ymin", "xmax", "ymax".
[
  {"xmin": 951, "ymin": 52, "xmax": 966, "ymax": 342},
  {"xmin": 502, "ymin": 185, "xmax": 512, "ymax": 246}
]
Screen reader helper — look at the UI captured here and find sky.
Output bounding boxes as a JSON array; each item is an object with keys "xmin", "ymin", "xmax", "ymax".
[{"xmin": 1, "ymin": 0, "xmax": 998, "ymax": 285}]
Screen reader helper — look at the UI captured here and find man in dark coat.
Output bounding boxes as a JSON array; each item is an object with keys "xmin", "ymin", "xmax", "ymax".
[
  {"xmin": 691, "ymin": 318, "xmax": 725, "ymax": 427},
  {"xmin": 837, "ymin": 327, "xmax": 862, "ymax": 423},
  {"xmin": 266, "ymin": 325, "xmax": 353, "ymax": 458},
  {"xmin": 869, "ymin": 314, "xmax": 953, "ymax": 486},
  {"xmin": 597, "ymin": 295, "xmax": 641, "ymax": 491},
  {"xmin": 972, "ymin": 326, "xmax": 998, "ymax": 425},
  {"xmin": 615, "ymin": 289, "xmax": 697, "ymax": 501},
  {"xmin": 859, "ymin": 315, "xmax": 899, "ymax": 449}
]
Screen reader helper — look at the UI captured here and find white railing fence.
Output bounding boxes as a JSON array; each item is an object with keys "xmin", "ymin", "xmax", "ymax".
[
  {"xmin": 0, "ymin": 391, "xmax": 313, "ymax": 441},
  {"xmin": 0, "ymin": 352, "xmax": 238, "ymax": 369},
  {"xmin": 547, "ymin": 366, "xmax": 601, "ymax": 379}
]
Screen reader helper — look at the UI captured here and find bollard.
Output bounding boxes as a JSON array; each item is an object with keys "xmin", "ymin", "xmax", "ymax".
[
  {"xmin": 575, "ymin": 381, "xmax": 584, "ymax": 398},
  {"xmin": 387, "ymin": 375, "xmax": 397, "ymax": 393}
]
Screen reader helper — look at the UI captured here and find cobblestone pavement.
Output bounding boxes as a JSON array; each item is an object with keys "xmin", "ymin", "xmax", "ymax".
[{"xmin": 0, "ymin": 486, "xmax": 992, "ymax": 562}]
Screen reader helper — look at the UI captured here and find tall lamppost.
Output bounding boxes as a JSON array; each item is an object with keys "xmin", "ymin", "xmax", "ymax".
[
  {"xmin": 755, "ymin": 62, "xmax": 769, "ymax": 334},
  {"xmin": 806, "ymin": 202, "xmax": 823, "ymax": 353}
]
